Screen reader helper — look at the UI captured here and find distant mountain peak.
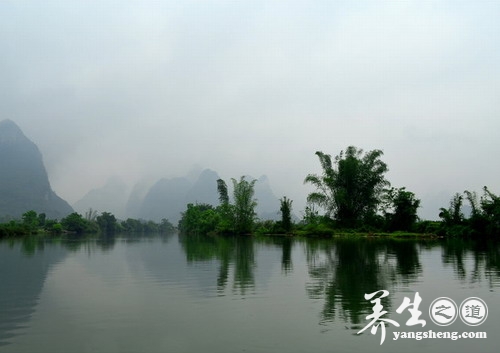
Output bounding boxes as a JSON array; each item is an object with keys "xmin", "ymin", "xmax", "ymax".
[
  {"xmin": 0, "ymin": 119, "xmax": 73, "ymax": 219},
  {"xmin": 0, "ymin": 119, "xmax": 29, "ymax": 144}
]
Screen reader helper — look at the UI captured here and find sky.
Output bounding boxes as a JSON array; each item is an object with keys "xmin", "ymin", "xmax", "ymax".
[{"xmin": 1, "ymin": 0, "xmax": 500, "ymax": 220}]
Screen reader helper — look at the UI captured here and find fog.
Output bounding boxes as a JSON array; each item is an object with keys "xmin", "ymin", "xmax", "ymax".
[{"xmin": 2, "ymin": 0, "xmax": 500, "ymax": 220}]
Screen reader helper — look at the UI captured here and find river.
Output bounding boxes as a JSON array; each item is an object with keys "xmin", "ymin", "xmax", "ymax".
[{"xmin": 0, "ymin": 234, "xmax": 498, "ymax": 352}]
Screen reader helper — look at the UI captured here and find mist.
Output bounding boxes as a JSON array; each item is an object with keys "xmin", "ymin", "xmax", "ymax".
[{"xmin": 2, "ymin": 0, "xmax": 500, "ymax": 220}]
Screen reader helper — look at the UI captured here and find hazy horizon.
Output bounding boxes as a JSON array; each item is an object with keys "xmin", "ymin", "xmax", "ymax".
[{"xmin": 2, "ymin": 1, "xmax": 500, "ymax": 220}]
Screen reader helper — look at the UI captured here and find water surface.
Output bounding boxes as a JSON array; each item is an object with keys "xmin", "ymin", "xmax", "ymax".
[{"xmin": 0, "ymin": 234, "xmax": 498, "ymax": 352}]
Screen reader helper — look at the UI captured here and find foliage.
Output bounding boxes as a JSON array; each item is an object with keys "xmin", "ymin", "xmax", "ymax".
[
  {"xmin": 178, "ymin": 203, "xmax": 220, "ymax": 236},
  {"xmin": 96, "ymin": 212, "xmax": 118, "ymax": 234},
  {"xmin": 159, "ymin": 218, "xmax": 176, "ymax": 233},
  {"xmin": 231, "ymin": 177, "xmax": 257, "ymax": 234},
  {"xmin": 22, "ymin": 210, "xmax": 40, "ymax": 233},
  {"xmin": 217, "ymin": 179, "xmax": 229, "ymax": 205},
  {"xmin": 85, "ymin": 208, "xmax": 98, "ymax": 222},
  {"xmin": 279, "ymin": 196, "xmax": 293, "ymax": 233},
  {"xmin": 61, "ymin": 212, "xmax": 98, "ymax": 234},
  {"xmin": 383, "ymin": 187, "xmax": 420, "ymax": 231},
  {"xmin": 304, "ymin": 146, "xmax": 389, "ymax": 227},
  {"xmin": 0, "ymin": 208, "xmax": 174, "ymax": 238},
  {"xmin": 179, "ymin": 176, "xmax": 258, "ymax": 236},
  {"xmin": 439, "ymin": 187, "xmax": 500, "ymax": 238},
  {"xmin": 439, "ymin": 193, "xmax": 464, "ymax": 226},
  {"xmin": 120, "ymin": 217, "xmax": 174, "ymax": 234}
]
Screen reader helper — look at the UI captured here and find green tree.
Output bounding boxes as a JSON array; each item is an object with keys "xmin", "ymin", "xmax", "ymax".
[
  {"xmin": 384, "ymin": 187, "xmax": 420, "ymax": 231},
  {"xmin": 37, "ymin": 213, "xmax": 46, "ymax": 227},
  {"xmin": 231, "ymin": 177, "xmax": 257, "ymax": 234},
  {"xmin": 439, "ymin": 193, "xmax": 464, "ymax": 226},
  {"xmin": 96, "ymin": 212, "xmax": 117, "ymax": 234},
  {"xmin": 85, "ymin": 208, "xmax": 98, "ymax": 222},
  {"xmin": 178, "ymin": 203, "xmax": 219, "ymax": 236},
  {"xmin": 215, "ymin": 179, "xmax": 236, "ymax": 234},
  {"xmin": 280, "ymin": 196, "xmax": 293, "ymax": 233},
  {"xmin": 22, "ymin": 210, "xmax": 39, "ymax": 233},
  {"xmin": 61, "ymin": 212, "xmax": 97, "ymax": 234},
  {"xmin": 159, "ymin": 218, "xmax": 175, "ymax": 233},
  {"xmin": 304, "ymin": 146, "xmax": 389, "ymax": 227},
  {"xmin": 217, "ymin": 179, "xmax": 229, "ymax": 205},
  {"xmin": 479, "ymin": 186, "xmax": 500, "ymax": 237}
]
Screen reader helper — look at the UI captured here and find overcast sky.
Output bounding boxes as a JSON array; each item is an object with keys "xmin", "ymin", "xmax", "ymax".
[{"xmin": 2, "ymin": 0, "xmax": 499, "ymax": 219}]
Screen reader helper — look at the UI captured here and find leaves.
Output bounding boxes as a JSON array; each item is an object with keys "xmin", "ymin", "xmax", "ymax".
[{"xmin": 305, "ymin": 146, "xmax": 389, "ymax": 226}]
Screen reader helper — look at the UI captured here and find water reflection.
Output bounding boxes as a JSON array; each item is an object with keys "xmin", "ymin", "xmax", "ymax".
[
  {"xmin": 1, "ymin": 233, "xmax": 500, "ymax": 353},
  {"xmin": 178, "ymin": 234, "xmax": 256, "ymax": 294},
  {"xmin": 441, "ymin": 238, "xmax": 500, "ymax": 288},
  {"xmin": 305, "ymin": 238, "xmax": 423, "ymax": 325},
  {"xmin": 0, "ymin": 239, "xmax": 67, "ymax": 347},
  {"xmin": 304, "ymin": 236, "xmax": 500, "ymax": 327}
]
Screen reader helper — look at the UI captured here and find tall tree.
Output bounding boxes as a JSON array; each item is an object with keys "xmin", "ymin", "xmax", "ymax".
[
  {"xmin": 439, "ymin": 193, "xmax": 464, "ymax": 226},
  {"xmin": 304, "ymin": 146, "xmax": 389, "ymax": 226},
  {"xmin": 217, "ymin": 179, "xmax": 229, "ymax": 205},
  {"xmin": 231, "ymin": 177, "xmax": 257, "ymax": 234},
  {"xmin": 280, "ymin": 196, "xmax": 293, "ymax": 232}
]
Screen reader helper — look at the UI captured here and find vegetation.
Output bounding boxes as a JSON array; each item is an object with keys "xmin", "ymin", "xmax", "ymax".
[
  {"xmin": 231, "ymin": 177, "xmax": 258, "ymax": 234},
  {"xmin": 279, "ymin": 197, "xmax": 293, "ymax": 233},
  {"xmin": 179, "ymin": 176, "xmax": 258, "ymax": 236},
  {"xmin": 304, "ymin": 147, "xmax": 389, "ymax": 227},
  {"xmin": 0, "ymin": 209, "xmax": 175, "ymax": 238},
  {"xmin": 438, "ymin": 187, "xmax": 500, "ymax": 238},
  {"xmin": 383, "ymin": 187, "xmax": 420, "ymax": 232},
  {"xmin": 2, "ymin": 145, "xmax": 499, "ymax": 241},
  {"xmin": 176, "ymin": 146, "xmax": 499, "ymax": 240}
]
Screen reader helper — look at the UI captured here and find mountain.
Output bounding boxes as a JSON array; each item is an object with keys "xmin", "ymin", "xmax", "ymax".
[
  {"xmin": 136, "ymin": 170, "xmax": 283, "ymax": 223},
  {"xmin": 137, "ymin": 169, "xmax": 220, "ymax": 223},
  {"xmin": 73, "ymin": 176, "xmax": 128, "ymax": 219},
  {"xmin": 0, "ymin": 119, "xmax": 73, "ymax": 220},
  {"xmin": 138, "ymin": 177, "xmax": 193, "ymax": 223},
  {"xmin": 185, "ymin": 169, "xmax": 220, "ymax": 206},
  {"xmin": 125, "ymin": 177, "xmax": 156, "ymax": 219},
  {"xmin": 253, "ymin": 175, "xmax": 281, "ymax": 221}
]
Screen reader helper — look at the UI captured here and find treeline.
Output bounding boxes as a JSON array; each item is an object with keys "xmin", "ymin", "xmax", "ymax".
[
  {"xmin": 178, "ymin": 146, "xmax": 500, "ymax": 239},
  {"xmin": 438, "ymin": 187, "xmax": 500, "ymax": 238},
  {"xmin": 178, "ymin": 177, "xmax": 258, "ymax": 236},
  {"xmin": 0, "ymin": 209, "xmax": 175, "ymax": 238}
]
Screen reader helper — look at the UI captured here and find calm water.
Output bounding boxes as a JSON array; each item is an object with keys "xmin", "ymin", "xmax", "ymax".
[{"xmin": 0, "ymin": 234, "xmax": 499, "ymax": 353}]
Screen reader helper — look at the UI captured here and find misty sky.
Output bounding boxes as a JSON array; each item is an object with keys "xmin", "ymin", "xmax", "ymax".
[{"xmin": 2, "ymin": 0, "xmax": 500, "ymax": 220}]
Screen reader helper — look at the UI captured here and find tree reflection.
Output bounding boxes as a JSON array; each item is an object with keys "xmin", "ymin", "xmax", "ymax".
[
  {"xmin": 233, "ymin": 237, "xmax": 255, "ymax": 294},
  {"xmin": 178, "ymin": 234, "xmax": 255, "ymax": 294},
  {"xmin": 280, "ymin": 237, "xmax": 293, "ymax": 274},
  {"xmin": 386, "ymin": 240, "xmax": 422, "ymax": 283},
  {"xmin": 305, "ymin": 238, "xmax": 423, "ymax": 326},
  {"xmin": 441, "ymin": 238, "xmax": 500, "ymax": 287},
  {"xmin": 257, "ymin": 236, "xmax": 294, "ymax": 274}
]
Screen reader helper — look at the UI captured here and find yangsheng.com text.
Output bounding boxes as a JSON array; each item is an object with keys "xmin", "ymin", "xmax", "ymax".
[{"xmin": 393, "ymin": 330, "xmax": 487, "ymax": 341}]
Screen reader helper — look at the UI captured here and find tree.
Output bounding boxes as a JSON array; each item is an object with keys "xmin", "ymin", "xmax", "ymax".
[
  {"xmin": 479, "ymin": 186, "xmax": 500, "ymax": 236},
  {"xmin": 280, "ymin": 197, "xmax": 293, "ymax": 233},
  {"xmin": 85, "ymin": 208, "xmax": 98, "ymax": 222},
  {"xmin": 439, "ymin": 187, "xmax": 500, "ymax": 238},
  {"xmin": 178, "ymin": 203, "xmax": 219, "ymax": 236},
  {"xmin": 439, "ymin": 193, "xmax": 464, "ymax": 226},
  {"xmin": 22, "ymin": 210, "xmax": 39, "ymax": 233},
  {"xmin": 61, "ymin": 212, "xmax": 96, "ymax": 234},
  {"xmin": 96, "ymin": 212, "xmax": 117, "ymax": 234},
  {"xmin": 384, "ymin": 187, "xmax": 420, "ymax": 231},
  {"xmin": 304, "ymin": 146, "xmax": 389, "ymax": 227},
  {"xmin": 231, "ymin": 177, "xmax": 257, "ymax": 234},
  {"xmin": 217, "ymin": 179, "xmax": 229, "ymax": 205},
  {"xmin": 159, "ymin": 218, "xmax": 175, "ymax": 233}
]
